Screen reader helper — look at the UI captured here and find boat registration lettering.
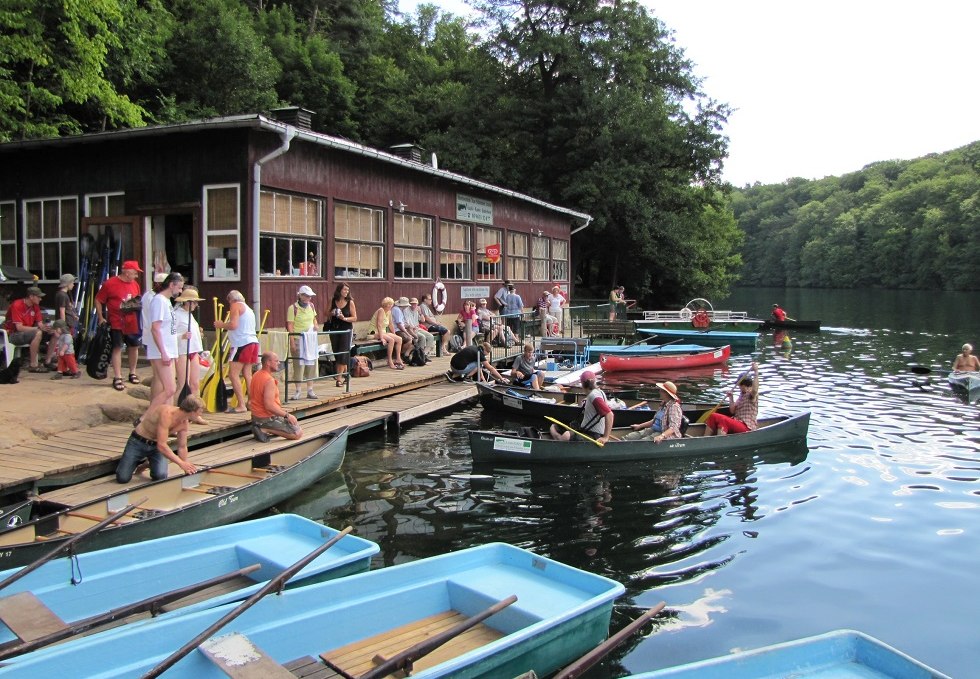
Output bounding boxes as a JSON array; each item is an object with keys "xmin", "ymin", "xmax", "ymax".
[
  {"xmin": 493, "ymin": 437, "xmax": 532, "ymax": 454},
  {"xmin": 502, "ymin": 396, "xmax": 524, "ymax": 409},
  {"xmin": 218, "ymin": 494, "xmax": 239, "ymax": 508}
]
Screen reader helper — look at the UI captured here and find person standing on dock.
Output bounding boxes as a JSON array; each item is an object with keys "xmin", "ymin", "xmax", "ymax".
[
  {"xmin": 549, "ymin": 370, "xmax": 613, "ymax": 444},
  {"xmin": 115, "ymin": 395, "xmax": 204, "ymax": 483},
  {"xmin": 146, "ymin": 272, "xmax": 184, "ymax": 408},
  {"xmin": 952, "ymin": 343, "xmax": 979, "ymax": 371},
  {"xmin": 214, "ymin": 290, "xmax": 259, "ymax": 413},
  {"xmin": 608, "ymin": 286, "xmax": 626, "ymax": 320},
  {"xmin": 95, "ymin": 261, "xmax": 143, "ymax": 389},
  {"xmin": 549, "ymin": 285, "xmax": 566, "ymax": 335},
  {"xmin": 249, "ymin": 351, "xmax": 303, "ymax": 442},
  {"xmin": 502, "ymin": 284, "xmax": 524, "ymax": 335}
]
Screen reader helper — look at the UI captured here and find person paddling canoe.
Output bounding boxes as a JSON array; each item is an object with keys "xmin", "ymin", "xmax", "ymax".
[
  {"xmin": 952, "ymin": 343, "xmax": 980, "ymax": 371},
  {"xmin": 705, "ymin": 362, "xmax": 759, "ymax": 436},
  {"xmin": 771, "ymin": 304, "xmax": 787, "ymax": 322}
]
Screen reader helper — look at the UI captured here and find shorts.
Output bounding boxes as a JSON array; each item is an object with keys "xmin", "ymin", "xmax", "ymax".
[
  {"xmin": 252, "ymin": 415, "xmax": 301, "ymax": 436},
  {"xmin": 451, "ymin": 361, "xmax": 478, "ymax": 377},
  {"xmin": 7, "ymin": 329, "xmax": 39, "ymax": 345},
  {"xmin": 110, "ymin": 329, "xmax": 142, "ymax": 349},
  {"xmin": 231, "ymin": 343, "xmax": 260, "ymax": 364}
]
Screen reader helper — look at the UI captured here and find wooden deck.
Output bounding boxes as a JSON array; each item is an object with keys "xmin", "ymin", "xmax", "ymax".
[{"xmin": 1, "ymin": 354, "xmax": 481, "ymax": 499}]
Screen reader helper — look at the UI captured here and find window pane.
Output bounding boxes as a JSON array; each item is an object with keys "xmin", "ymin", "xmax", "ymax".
[
  {"xmin": 207, "ymin": 187, "xmax": 238, "ymax": 231},
  {"xmin": 88, "ymin": 196, "xmax": 107, "ymax": 218},
  {"xmin": 25, "ymin": 202, "xmax": 41, "ymax": 239},
  {"xmin": 107, "ymin": 194, "xmax": 125, "ymax": 216},
  {"xmin": 61, "ymin": 200, "xmax": 77, "ymax": 237},
  {"xmin": 0, "ymin": 203, "xmax": 14, "ymax": 242},
  {"xmin": 43, "ymin": 201, "xmax": 59, "ymax": 239}
]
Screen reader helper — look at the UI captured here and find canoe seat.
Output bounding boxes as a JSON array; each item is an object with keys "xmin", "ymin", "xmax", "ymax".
[
  {"xmin": 205, "ymin": 485, "xmax": 238, "ymax": 495},
  {"xmin": 199, "ymin": 632, "xmax": 295, "ymax": 678},
  {"xmin": 320, "ymin": 609, "xmax": 503, "ymax": 678},
  {"xmin": 0, "ymin": 591, "xmax": 67, "ymax": 643}
]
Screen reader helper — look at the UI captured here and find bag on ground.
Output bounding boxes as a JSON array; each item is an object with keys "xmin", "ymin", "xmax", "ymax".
[{"xmin": 349, "ymin": 355, "xmax": 372, "ymax": 377}]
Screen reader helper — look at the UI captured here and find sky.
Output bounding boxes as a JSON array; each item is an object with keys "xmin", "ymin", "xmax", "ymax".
[{"xmin": 396, "ymin": 1, "xmax": 980, "ymax": 186}]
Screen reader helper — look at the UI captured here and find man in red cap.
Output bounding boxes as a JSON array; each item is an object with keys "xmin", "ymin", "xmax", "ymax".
[
  {"xmin": 95, "ymin": 260, "xmax": 143, "ymax": 391},
  {"xmin": 549, "ymin": 370, "xmax": 613, "ymax": 444}
]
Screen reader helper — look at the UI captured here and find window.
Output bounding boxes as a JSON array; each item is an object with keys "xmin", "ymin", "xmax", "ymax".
[
  {"xmin": 532, "ymin": 235, "xmax": 550, "ymax": 281},
  {"xmin": 440, "ymin": 220, "xmax": 471, "ymax": 280},
  {"xmin": 476, "ymin": 226, "xmax": 502, "ymax": 281},
  {"xmin": 507, "ymin": 231, "xmax": 528, "ymax": 281},
  {"xmin": 259, "ymin": 190, "xmax": 323, "ymax": 277},
  {"xmin": 203, "ymin": 184, "xmax": 240, "ymax": 280},
  {"xmin": 335, "ymin": 203, "xmax": 384, "ymax": 278},
  {"xmin": 552, "ymin": 239, "xmax": 569, "ymax": 280},
  {"xmin": 23, "ymin": 196, "xmax": 77, "ymax": 282},
  {"xmin": 85, "ymin": 193, "xmax": 125, "ymax": 217},
  {"xmin": 394, "ymin": 213, "xmax": 433, "ymax": 279},
  {"xmin": 0, "ymin": 202, "xmax": 14, "ymax": 266}
]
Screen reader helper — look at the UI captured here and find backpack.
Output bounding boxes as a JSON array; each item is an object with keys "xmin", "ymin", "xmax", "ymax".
[
  {"xmin": 349, "ymin": 355, "xmax": 372, "ymax": 377},
  {"xmin": 448, "ymin": 334, "xmax": 464, "ymax": 353},
  {"xmin": 407, "ymin": 345, "xmax": 428, "ymax": 367}
]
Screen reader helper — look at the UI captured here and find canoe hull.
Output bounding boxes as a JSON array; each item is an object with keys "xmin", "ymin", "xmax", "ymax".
[
  {"xmin": 469, "ymin": 413, "xmax": 810, "ymax": 463},
  {"xmin": 760, "ymin": 318, "xmax": 822, "ymax": 331},
  {"xmin": 599, "ymin": 345, "xmax": 730, "ymax": 372},
  {"xmin": 0, "ymin": 430, "xmax": 348, "ymax": 568},
  {"xmin": 947, "ymin": 371, "xmax": 980, "ymax": 393},
  {"xmin": 0, "ymin": 514, "xmax": 378, "ymax": 650},
  {"xmin": 629, "ymin": 629, "xmax": 951, "ymax": 678},
  {"xmin": 636, "ymin": 327, "xmax": 759, "ymax": 348},
  {"xmin": 2, "ymin": 543, "xmax": 626, "ymax": 679}
]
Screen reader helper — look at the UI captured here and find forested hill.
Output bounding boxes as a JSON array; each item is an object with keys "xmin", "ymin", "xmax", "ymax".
[{"xmin": 732, "ymin": 142, "xmax": 980, "ymax": 291}]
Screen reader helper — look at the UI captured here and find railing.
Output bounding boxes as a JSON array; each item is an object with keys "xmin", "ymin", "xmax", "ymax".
[{"xmin": 283, "ymin": 329, "xmax": 351, "ymax": 402}]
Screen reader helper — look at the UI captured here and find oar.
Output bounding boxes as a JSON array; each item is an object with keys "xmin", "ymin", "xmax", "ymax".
[
  {"xmin": 908, "ymin": 363, "xmax": 932, "ymax": 375},
  {"xmin": 0, "ymin": 499, "xmax": 145, "ymax": 594},
  {"xmin": 358, "ymin": 595, "xmax": 518, "ymax": 679},
  {"xmin": 552, "ymin": 602, "xmax": 666, "ymax": 679},
  {"xmin": 545, "ymin": 416, "xmax": 605, "ymax": 447},
  {"xmin": 141, "ymin": 526, "xmax": 353, "ymax": 679},
  {"xmin": 0, "ymin": 563, "xmax": 263, "ymax": 660},
  {"xmin": 627, "ymin": 400, "xmax": 648, "ymax": 410},
  {"xmin": 213, "ymin": 320, "xmax": 228, "ymax": 412},
  {"xmin": 696, "ymin": 367, "xmax": 752, "ymax": 424}
]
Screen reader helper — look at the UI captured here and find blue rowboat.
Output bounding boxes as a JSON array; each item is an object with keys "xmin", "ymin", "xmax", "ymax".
[
  {"xmin": 584, "ymin": 343, "xmax": 713, "ymax": 359},
  {"xmin": 0, "ymin": 543, "xmax": 626, "ymax": 678},
  {"xmin": 636, "ymin": 327, "xmax": 760, "ymax": 348},
  {"xmin": 0, "ymin": 515, "xmax": 378, "ymax": 659},
  {"xmin": 0, "ymin": 429, "xmax": 349, "ymax": 568},
  {"xmin": 628, "ymin": 629, "xmax": 951, "ymax": 678}
]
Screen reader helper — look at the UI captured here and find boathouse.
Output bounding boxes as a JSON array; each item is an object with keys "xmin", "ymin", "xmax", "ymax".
[{"xmin": 0, "ymin": 109, "xmax": 590, "ymax": 325}]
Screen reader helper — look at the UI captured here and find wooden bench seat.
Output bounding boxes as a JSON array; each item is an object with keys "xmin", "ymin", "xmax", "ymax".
[
  {"xmin": 0, "ymin": 591, "xmax": 67, "ymax": 643},
  {"xmin": 579, "ymin": 320, "xmax": 636, "ymax": 338}
]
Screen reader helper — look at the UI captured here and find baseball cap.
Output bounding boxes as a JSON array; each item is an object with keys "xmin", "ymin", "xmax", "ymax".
[{"xmin": 122, "ymin": 260, "xmax": 143, "ymax": 272}]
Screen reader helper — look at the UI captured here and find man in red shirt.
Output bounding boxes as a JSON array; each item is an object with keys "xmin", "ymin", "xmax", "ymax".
[
  {"xmin": 771, "ymin": 304, "xmax": 787, "ymax": 322},
  {"xmin": 95, "ymin": 260, "xmax": 143, "ymax": 391},
  {"xmin": 3, "ymin": 286, "xmax": 51, "ymax": 372}
]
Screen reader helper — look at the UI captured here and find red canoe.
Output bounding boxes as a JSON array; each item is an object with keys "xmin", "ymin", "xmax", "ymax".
[{"xmin": 599, "ymin": 345, "xmax": 731, "ymax": 372}]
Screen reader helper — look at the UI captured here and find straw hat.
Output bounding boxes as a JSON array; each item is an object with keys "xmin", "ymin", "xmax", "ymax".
[
  {"xmin": 175, "ymin": 286, "xmax": 204, "ymax": 303},
  {"xmin": 655, "ymin": 381, "xmax": 679, "ymax": 400},
  {"xmin": 395, "ymin": 296, "xmax": 410, "ymax": 307}
]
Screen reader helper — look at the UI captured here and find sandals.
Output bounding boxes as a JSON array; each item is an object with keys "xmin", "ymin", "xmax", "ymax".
[
  {"xmin": 27, "ymin": 365, "xmax": 49, "ymax": 374},
  {"xmin": 128, "ymin": 373, "xmax": 140, "ymax": 385},
  {"xmin": 335, "ymin": 377, "xmax": 345, "ymax": 387},
  {"xmin": 112, "ymin": 377, "xmax": 125, "ymax": 391},
  {"xmin": 394, "ymin": 363, "xmax": 405, "ymax": 370}
]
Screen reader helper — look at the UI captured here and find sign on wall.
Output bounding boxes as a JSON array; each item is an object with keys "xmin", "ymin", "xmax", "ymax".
[
  {"xmin": 456, "ymin": 194, "xmax": 494, "ymax": 225},
  {"xmin": 461, "ymin": 285, "xmax": 490, "ymax": 300}
]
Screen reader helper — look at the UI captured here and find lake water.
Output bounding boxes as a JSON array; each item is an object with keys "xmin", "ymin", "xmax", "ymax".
[{"xmin": 273, "ymin": 287, "xmax": 979, "ymax": 678}]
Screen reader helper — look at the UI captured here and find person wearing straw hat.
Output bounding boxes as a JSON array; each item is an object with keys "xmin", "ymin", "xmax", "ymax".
[
  {"xmin": 286, "ymin": 284, "xmax": 319, "ymax": 399},
  {"xmin": 549, "ymin": 370, "xmax": 613, "ymax": 444},
  {"xmin": 623, "ymin": 381, "xmax": 684, "ymax": 442},
  {"xmin": 705, "ymin": 362, "xmax": 759, "ymax": 435},
  {"xmin": 174, "ymin": 286, "xmax": 205, "ymax": 401}
]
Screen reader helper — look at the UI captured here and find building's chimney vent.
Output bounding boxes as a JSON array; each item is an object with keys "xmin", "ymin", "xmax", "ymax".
[
  {"xmin": 270, "ymin": 107, "xmax": 313, "ymax": 130},
  {"xmin": 389, "ymin": 143, "xmax": 424, "ymax": 163}
]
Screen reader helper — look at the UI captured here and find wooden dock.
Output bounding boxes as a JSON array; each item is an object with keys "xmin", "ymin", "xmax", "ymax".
[{"xmin": 0, "ymin": 354, "xmax": 480, "ymax": 499}]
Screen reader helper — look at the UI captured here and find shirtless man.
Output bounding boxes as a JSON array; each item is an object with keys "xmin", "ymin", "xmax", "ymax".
[
  {"xmin": 115, "ymin": 395, "xmax": 205, "ymax": 483},
  {"xmin": 952, "ymin": 343, "xmax": 980, "ymax": 372}
]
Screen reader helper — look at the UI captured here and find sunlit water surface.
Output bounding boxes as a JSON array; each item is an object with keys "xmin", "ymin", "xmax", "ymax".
[{"xmin": 274, "ymin": 288, "xmax": 979, "ymax": 677}]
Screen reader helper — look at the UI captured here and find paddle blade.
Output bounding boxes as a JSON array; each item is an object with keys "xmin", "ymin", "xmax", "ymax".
[{"xmin": 214, "ymin": 378, "xmax": 228, "ymax": 412}]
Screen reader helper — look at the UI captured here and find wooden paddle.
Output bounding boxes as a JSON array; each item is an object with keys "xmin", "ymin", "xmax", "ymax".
[
  {"xmin": 359, "ymin": 595, "xmax": 518, "ymax": 679},
  {"xmin": 0, "ymin": 499, "xmax": 145, "ymax": 594},
  {"xmin": 176, "ymin": 306, "xmax": 194, "ymax": 404},
  {"xmin": 141, "ymin": 526, "xmax": 353, "ymax": 679},
  {"xmin": 552, "ymin": 602, "xmax": 666, "ymax": 679},
  {"xmin": 545, "ymin": 415, "xmax": 605, "ymax": 447},
  {"xmin": 696, "ymin": 367, "xmax": 752, "ymax": 424},
  {"xmin": 621, "ymin": 336, "xmax": 684, "ymax": 351}
]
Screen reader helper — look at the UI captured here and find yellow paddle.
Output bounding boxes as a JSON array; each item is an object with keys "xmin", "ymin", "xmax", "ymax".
[
  {"xmin": 545, "ymin": 416, "xmax": 605, "ymax": 447},
  {"xmin": 696, "ymin": 368, "xmax": 752, "ymax": 424}
]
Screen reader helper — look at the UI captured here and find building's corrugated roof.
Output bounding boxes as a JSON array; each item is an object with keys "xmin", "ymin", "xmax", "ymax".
[{"xmin": 1, "ymin": 114, "xmax": 592, "ymax": 227}]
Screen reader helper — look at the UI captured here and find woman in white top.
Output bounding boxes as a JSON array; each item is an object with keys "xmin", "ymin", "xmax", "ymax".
[
  {"xmin": 147, "ymin": 272, "xmax": 184, "ymax": 409},
  {"xmin": 214, "ymin": 290, "xmax": 259, "ymax": 413},
  {"xmin": 173, "ymin": 286, "xmax": 205, "ymax": 403}
]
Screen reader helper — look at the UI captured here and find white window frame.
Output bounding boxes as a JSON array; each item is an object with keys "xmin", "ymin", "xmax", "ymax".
[
  {"xmin": 258, "ymin": 189, "xmax": 323, "ymax": 277},
  {"xmin": 202, "ymin": 184, "xmax": 241, "ymax": 282},
  {"xmin": 334, "ymin": 202, "xmax": 385, "ymax": 279},
  {"xmin": 507, "ymin": 231, "xmax": 528, "ymax": 282},
  {"xmin": 476, "ymin": 226, "xmax": 502, "ymax": 281},
  {"xmin": 22, "ymin": 195, "xmax": 78, "ymax": 282},
  {"xmin": 552, "ymin": 238, "xmax": 569, "ymax": 281},
  {"xmin": 393, "ymin": 213, "xmax": 433, "ymax": 280},
  {"xmin": 84, "ymin": 192, "xmax": 126, "ymax": 218},
  {"xmin": 532, "ymin": 235, "xmax": 550, "ymax": 281},
  {"xmin": 439, "ymin": 220, "xmax": 471, "ymax": 281}
]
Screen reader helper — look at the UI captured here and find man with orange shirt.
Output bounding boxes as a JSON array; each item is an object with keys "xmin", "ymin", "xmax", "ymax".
[{"xmin": 249, "ymin": 351, "xmax": 302, "ymax": 442}]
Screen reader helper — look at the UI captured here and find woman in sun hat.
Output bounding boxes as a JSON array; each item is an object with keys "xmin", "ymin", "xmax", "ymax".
[
  {"xmin": 705, "ymin": 362, "xmax": 759, "ymax": 435},
  {"xmin": 286, "ymin": 284, "xmax": 319, "ymax": 398},
  {"xmin": 623, "ymin": 381, "xmax": 684, "ymax": 442},
  {"xmin": 174, "ymin": 286, "xmax": 205, "ymax": 400}
]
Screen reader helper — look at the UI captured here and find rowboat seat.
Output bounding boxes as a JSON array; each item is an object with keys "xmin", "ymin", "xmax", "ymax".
[
  {"xmin": 200, "ymin": 632, "xmax": 296, "ymax": 678},
  {"xmin": 0, "ymin": 591, "xmax": 67, "ymax": 642}
]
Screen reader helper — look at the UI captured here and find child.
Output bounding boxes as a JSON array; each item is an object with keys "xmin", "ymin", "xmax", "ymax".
[{"xmin": 50, "ymin": 320, "xmax": 80, "ymax": 378}]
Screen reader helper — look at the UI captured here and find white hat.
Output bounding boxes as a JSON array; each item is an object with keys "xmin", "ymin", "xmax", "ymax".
[
  {"xmin": 396, "ymin": 296, "xmax": 410, "ymax": 307},
  {"xmin": 153, "ymin": 272, "xmax": 168, "ymax": 284},
  {"xmin": 297, "ymin": 285, "xmax": 316, "ymax": 297}
]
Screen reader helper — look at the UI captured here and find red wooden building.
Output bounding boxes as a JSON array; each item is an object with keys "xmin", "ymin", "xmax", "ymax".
[{"xmin": 0, "ymin": 110, "xmax": 591, "ymax": 326}]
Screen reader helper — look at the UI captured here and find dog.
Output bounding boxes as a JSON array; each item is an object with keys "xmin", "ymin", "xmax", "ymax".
[{"xmin": 0, "ymin": 357, "xmax": 22, "ymax": 384}]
